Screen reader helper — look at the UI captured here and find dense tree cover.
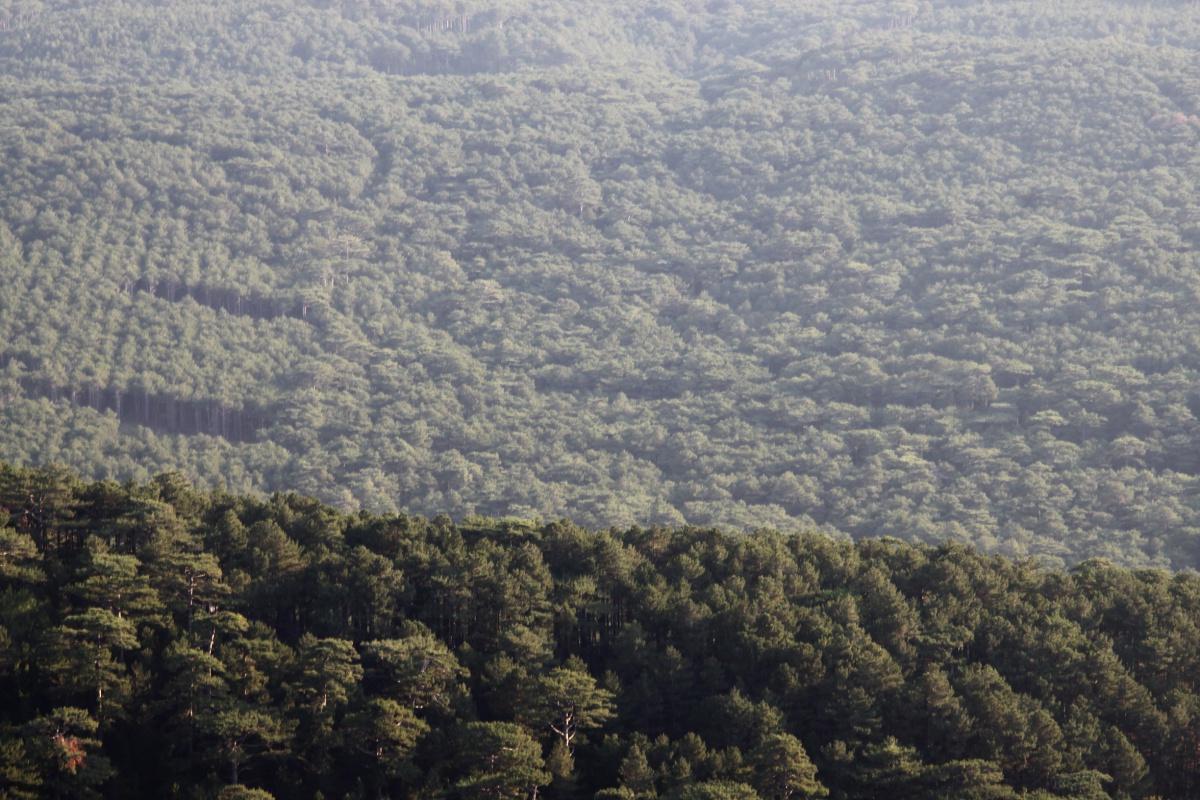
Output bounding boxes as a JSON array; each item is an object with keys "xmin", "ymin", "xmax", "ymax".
[
  {"xmin": 5, "ymin": 1, "xmax": 1200, "ymax": 566},
  {"xmin": 4, "ymin": 462, "xmax": 1200, "ymax": 798}
]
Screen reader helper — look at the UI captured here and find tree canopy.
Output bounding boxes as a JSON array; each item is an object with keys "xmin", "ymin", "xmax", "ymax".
[
  {"xmin": 3, "ymin": 1, "xmax": 1200, "ymax": 566},
  {"xmin": 1, "ymin": 462, "xmax": 1200, "ymax": 798}
]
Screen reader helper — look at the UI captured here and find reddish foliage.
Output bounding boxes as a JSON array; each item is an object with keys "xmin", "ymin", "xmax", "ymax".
[{"xmin": 53, "ymin": 733, "xmax": 87, "ymax": 774}]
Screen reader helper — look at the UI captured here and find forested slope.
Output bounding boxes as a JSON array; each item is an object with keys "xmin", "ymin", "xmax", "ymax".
[
  {"xmin": 3, "ymin": 463, "xmax": 1200, "ymax": 799},
  {"xmin": 5, "ymin": 1, "xmax": 1200, "ymax": 566}
]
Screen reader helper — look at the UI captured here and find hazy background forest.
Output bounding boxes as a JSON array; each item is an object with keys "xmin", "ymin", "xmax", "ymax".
[{"xmin": 4, "ymin": 0, "xmax": 1200, "ymax": 568}]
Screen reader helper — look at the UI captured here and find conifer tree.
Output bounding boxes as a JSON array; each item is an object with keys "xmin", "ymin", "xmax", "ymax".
[
  {"xmin": 454, "ymin": 722, "xmax": 550, "ymax": 800},
  {"xmin": 748, "ymin": 734, "xmax": 826, "ymax": 800},
  {"xmin": 521, "ymin": 660, "xmax": 615, "ymax": 753}
]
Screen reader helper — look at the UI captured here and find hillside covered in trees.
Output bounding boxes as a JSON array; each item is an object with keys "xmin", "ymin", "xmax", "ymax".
[
  {"xmin": 4, "ymin": 463, "xmax": 1200, "ymax": 799},
  {"xmin": 5, "ymin": 0, "xmax": 1200, "ymax": 568},
  {"xmin": 7, "ymin": 462, "xmax": 1200, "ymax": 800}
]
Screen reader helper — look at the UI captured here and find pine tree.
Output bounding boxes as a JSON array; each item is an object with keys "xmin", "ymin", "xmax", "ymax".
[
  {"xmin": 454, "ymin": 722, "xmax": 550, "ymax": 800},
  {"xmin": 546, "ymin": 739, "xmax": 578, "ymax": 798},
  {"xmin": 208, "ymin": 708, "xmax": 289, "ymax": 786},
  {"xmin": 663, "ymin": 781, "xmax": 760, "ymax": 800},
  {"xmin": 365, "ymin": 622, "xmax": 468, "ymax": 714},
  {"xmin": 620, "ymin": 744, "xmax": 657, "ymax": 798},
  {"xmin": 68, "ymin": 541, "xmax": 167, "ymax": 630},
  {"xmin": 343, "ymin": 696, "xmax": 429, "ymax": 784},
  {"xmin": 0, "ymin": 735, "xmax": 43, "ymax": 799},
  {"xmin": 748, "ymin": 734, "xmax": 826, "ymax": 800},
  {"xmin": 20, "ymin": 707, "xmax": 113, "ymax": 799},
  {"xmin": 43, "ymin": 608, "xmax": 138, "ymax": 719},
  {"xmin": 288, "ymin": 635, "xmax": 363, "ymax": 779},
  {"xmin": 216, "ymin": 787, "xmax": 276, "ymax": 800},
  {"xmin": 521, "ymin": 660, "xmax": 615, "ymax": 753}
]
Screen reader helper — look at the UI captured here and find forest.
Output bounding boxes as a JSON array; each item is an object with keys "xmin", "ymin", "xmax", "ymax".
[
  {"xmin": 4, "ymin": 0, "xmax": 1200, "ymax": 568},
  {"xmin": 4, "ymin": 462, "xmax": 1200, "ymax": 799}
]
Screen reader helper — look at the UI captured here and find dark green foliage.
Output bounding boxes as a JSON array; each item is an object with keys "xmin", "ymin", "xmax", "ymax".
[
  {"xmin": 664, "ymin": 782, "xmax": 760, "ymax": 800},
  {"xmin": 3, "ymin": 464, "xmax": 1200, "ymax": 797},
  {"xmin": 363, "ymin": 622, "xmax": 468, "ymax": 712},
  {"xmin": 15, "ymin": 707, "xmax": 113, "ymax": 800},
  {"xmin": 748, "ymin": 734, "xmax": 825, "ymax": 800},
  {"xmin": 453, "ymin": 722, "xmax": 550, "ymax": 800},
  {"xmin": 619, "ymin": 744, "xmax": 657, "ymax": 798},
  {"xmin": 518, "ymin": 660, "xmax": 615, "ymax": 752}
]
